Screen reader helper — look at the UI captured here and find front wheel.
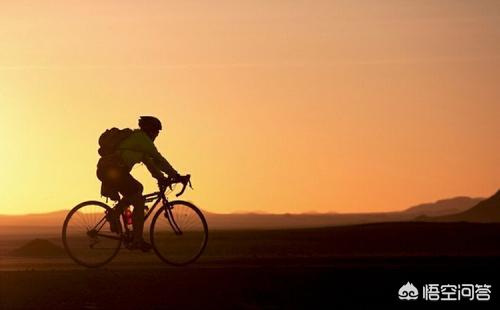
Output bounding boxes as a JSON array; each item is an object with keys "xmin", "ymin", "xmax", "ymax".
[
  {"xmin": 62, "ymin": 201, "xmax": 122, "ymax": 268},
  {"xmin": 150, "ymin": 200, "xmax": 208, "ymax": 266}
]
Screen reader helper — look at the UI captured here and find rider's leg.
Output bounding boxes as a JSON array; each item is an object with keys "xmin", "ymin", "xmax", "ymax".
[
  {"xmin": 129, "ymin": 193, "xmax": 153, "ymax": 251},
  {"xmin": 114, "ymin": 197, "xmax": 129, "ymax": 213},
  {"xmin": 107, "ymin": 198, "xmax": 129, "ymax": 232},
  {"xmin": 114, "ymin": 172, "xmax": 151, "ymax": 251},
  {"xmin": 129, "ymin": 193, "xmax": 146, "ymax": 242},
  {"xmin": 116, "ymin": 174, "xmax": 149, "ymax": 245}
]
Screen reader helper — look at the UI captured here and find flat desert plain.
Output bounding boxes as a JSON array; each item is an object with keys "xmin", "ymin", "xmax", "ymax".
[{"xmin": 1, "ymin": 222, "xmax": 500, "ymax": 308}]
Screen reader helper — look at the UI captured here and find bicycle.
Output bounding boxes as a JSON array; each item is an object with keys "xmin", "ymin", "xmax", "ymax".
[{"xmin": 62, "ymin": 174, "xmax": 208, "ymax": 268}]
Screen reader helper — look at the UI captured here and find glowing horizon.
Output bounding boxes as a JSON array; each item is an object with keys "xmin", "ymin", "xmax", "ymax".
[{"xmin": 1, "ymin": 1, "xmax": 499, "ymax": 215}]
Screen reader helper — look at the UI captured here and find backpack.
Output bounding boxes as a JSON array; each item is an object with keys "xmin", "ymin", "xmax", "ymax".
[{"xmin": 98, "ymin": 128, "xmax": 133, "ymax": 157}]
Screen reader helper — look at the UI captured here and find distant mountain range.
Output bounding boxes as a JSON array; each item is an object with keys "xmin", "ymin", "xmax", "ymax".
[
  {"xmin": 419, "ymin": 190, "xmax": 500, "ymax": 223},
  {"xmin": 203, "ymin": 195, "xmax": 484, "ymax": 229},
  {"xmin": 0, "ymin": 210, "xmax": 68, "ymax": 228},
  {"xmin": 0, "ymin": 194, "xmax": 489, "ymax": 231}
]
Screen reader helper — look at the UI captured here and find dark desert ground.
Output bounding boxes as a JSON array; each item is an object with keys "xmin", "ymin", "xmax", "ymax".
[
  {"xmin": 1, "ymin": 223, "xmax": 500, "ymax": 309},
  {"xmin": 1, "ymin": 193, "xmax": 500, "ymax": 309}
]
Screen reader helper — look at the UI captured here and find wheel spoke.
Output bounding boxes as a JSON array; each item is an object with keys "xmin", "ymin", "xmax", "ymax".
[
  {"xmin": 151, "ymin": 201, "xmax": 208, "ymax": 266},
  {"xmin": 63, "ymin": 202, "xmax": 122, "ymax": 267}
]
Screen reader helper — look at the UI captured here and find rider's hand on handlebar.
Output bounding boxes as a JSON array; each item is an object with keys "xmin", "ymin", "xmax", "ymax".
[
  {"xmin": 157, "ymin": 175, "xmax": 169, "ymax": 187},
  {"xmin": 169, "ymin": 172, "xmax": 181, "ymax": 182},
  {"xmin": 157, "ymin": 173, "xmax": 192, "ymax": 197},
  {"xmin": 157, "ymin": 173, "xmax": 181, "ymax": 187}
]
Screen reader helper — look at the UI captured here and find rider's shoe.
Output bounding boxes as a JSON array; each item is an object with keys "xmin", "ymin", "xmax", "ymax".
[
  {"xmin": 128, "ymin": 239, "xmax": 152, "ymax": 252},
  {"xmin": 105, "ymin": 209, "xmax": 120, "ymax": 233}
]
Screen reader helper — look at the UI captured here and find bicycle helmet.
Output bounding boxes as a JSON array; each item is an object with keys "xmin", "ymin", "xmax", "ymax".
[{"xmin": 138, "ymin": 116, "xmax": 162, "ymax": 131}]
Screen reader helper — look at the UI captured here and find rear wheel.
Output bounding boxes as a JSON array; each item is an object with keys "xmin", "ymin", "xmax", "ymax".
[
  {"xmin": 62, "ymin": 201, "xmax": 122, "ymax": 268},
  {"xmin": 150, "ymin": 200, "xmax": 208, "ymax": 266}
]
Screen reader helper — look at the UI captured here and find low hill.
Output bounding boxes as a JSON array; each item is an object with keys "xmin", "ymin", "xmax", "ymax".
[
  {"xmin": 403, "ymin": 196, "xmax": 483, "ymax": 217},
  {"xmin": 9, "ymin": 239, "xmax": 66, "ymax": 257},
  {"xmin": 419, "ymin": 190, "xmax": 500, "ymax": 222}
]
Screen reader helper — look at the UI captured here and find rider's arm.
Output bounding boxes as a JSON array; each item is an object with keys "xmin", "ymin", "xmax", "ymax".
[
  {"xmin": 151, "ymin": 156, "xmax": 178, "ymax": 177},
  {"xmin": 140, "ymin": 133, "xmax": 179, "ymax": 177},
  {"xmin": 142, "ymin": 156, "xmax": 165, "ymax": 180}
]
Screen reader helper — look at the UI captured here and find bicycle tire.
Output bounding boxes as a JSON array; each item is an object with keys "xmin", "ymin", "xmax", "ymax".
[
  {"xmin": 62, "ymin": 200, "xmax": 122, "ymax": 268},
  {"xmin": 150, "ymin": 200, "xmax": 208, "ymax": 266}
]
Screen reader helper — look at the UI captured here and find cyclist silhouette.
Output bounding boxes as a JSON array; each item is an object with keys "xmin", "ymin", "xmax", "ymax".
[{"xmin": 96, "ymin": 116, "xmax": 180, "ymax": 251}]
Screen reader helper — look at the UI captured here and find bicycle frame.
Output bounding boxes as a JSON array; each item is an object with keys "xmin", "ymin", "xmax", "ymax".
[
  {"xmin": 90, "ymin": 189, "xmax": 177, "ymax": 241},
  {"xmin": 89, "ymin": 175, "xmax": 192, "ymax": 240}
]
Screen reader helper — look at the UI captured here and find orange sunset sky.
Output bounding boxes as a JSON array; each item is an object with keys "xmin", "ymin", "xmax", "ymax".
[{"xmin": 0, "ymin": 1, "xmax": 499, "ymax": 215}]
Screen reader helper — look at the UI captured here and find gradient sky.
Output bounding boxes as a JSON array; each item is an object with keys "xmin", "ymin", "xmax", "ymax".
[{"xmin": 0, "ymin": 0, "xmax": 499, "ymax": 215}]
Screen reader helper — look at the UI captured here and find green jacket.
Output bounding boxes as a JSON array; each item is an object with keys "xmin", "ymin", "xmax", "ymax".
[{"xmin": 117, "ymin": 129, "xmax": 177, "ymax": 179}]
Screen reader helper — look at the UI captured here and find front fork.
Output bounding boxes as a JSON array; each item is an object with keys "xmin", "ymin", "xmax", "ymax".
[{"xmin": 163, "ymin": 198, "xmax": 183, "ymax": 235}]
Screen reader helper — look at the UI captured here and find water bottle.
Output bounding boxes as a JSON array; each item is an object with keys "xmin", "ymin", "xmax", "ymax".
[{"xmin": 123, "ymin": 207, "xmax": 133, "ymax": 227}]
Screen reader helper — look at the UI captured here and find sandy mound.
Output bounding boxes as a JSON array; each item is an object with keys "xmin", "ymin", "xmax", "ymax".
[{"xmin": 9, "ymin": 238, "xmax": 66, "ymax": 257}]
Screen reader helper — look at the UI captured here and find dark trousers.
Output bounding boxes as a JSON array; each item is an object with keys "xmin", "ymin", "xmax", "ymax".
[{"xmin": 97, "ymin": 163, "xmax": 147, "ymax": 241}]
